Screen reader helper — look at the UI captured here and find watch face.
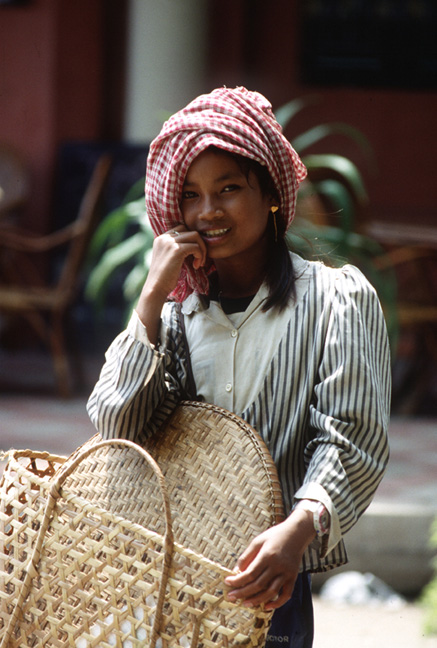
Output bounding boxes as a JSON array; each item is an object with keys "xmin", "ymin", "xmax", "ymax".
[{"xmin": 315, "ymin": 504, "xmax": 330, "ymax": 536}]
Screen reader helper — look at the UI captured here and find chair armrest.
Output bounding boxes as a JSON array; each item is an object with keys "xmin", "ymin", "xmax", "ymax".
[
  {"xmin": 0, "ymin": 223, "xmax": 78, "ymax": 253},
  {"xmin": 373, "ymin": 245, "xmax": 437, "ymax": 271}
]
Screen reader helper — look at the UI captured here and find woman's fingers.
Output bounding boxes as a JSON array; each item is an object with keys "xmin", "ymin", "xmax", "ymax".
[
  {"xmin": 145, "ymin": 227, "xmax": 207, "ymax": 296},
  {"xmin": 227, "ymin": 573, "xmax": 295, "ymax": 610},
  {"xmin": 167, "ymin": 225, "xmax": 184, "ymax": 238},
  {"xmin": 164, "ymin": 227, "xmax": 207, "ymax": 269},
  {"xmin": 226, "ymin": 551, "xmax": 285, "ymax": 604},
  {"xmin": 234, "ymin": 542, "xmax": 262, "ymax": 576},
  {"xmin": 264, "ymin": 579, "xmax": 294, "ymax": 611}
]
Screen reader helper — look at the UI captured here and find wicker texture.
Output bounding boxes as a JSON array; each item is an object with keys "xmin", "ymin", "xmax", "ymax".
[{"xmin": 0, "ymin": 402, "xmax": 284, "ymax": 648}]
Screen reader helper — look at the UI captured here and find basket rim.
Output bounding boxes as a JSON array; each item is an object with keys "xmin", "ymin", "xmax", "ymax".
[{"xmin": 1, "ymin": 448, "xmax": 67, "ymax": 464}]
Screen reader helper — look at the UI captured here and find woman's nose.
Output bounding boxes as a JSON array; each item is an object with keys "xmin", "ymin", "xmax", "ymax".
[{"xmin": 199, "ymin": 196, "xmax": 223, "ymax": 220}]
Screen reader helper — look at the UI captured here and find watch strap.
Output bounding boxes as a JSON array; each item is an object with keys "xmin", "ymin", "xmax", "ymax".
[{"xmin": 294, "ymin": 499, "xmax": 330, "ymax": 537}]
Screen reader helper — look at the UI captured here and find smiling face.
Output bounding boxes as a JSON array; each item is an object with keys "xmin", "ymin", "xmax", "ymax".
[{"xmin": 180, "ymin": 148, "xmax": 274, "ymax": 272}]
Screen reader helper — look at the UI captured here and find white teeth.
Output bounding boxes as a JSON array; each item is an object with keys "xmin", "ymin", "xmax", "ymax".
[{"xmin": 203, "ymin": 228, "xmax": 229, "ymax": 237}]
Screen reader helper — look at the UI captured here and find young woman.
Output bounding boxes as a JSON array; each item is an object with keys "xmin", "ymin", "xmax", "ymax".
[{"xmin": 88, "ymin": 87, "xmax": 391, "ymax": 647}]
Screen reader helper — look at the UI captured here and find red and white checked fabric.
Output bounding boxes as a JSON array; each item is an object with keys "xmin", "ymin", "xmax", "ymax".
[{"xmin": 145, "ymin": 86, "xmax": 307, "ymax": 302}]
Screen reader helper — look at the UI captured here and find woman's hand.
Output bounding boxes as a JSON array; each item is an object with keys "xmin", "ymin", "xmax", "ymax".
[
  {"xmin": 145, "ymin": 225, "xmax": 207, "ymax": 299},
  {"xmin": 224, "ymin": 508, "xmax": 316, "ymax": 610},
  {"xmin": 136, "ymin": 225, "xmax": 207, "ymax": 344}
]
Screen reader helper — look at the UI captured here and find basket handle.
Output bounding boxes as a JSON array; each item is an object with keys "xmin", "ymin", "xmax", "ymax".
[{"xmin": 0, "ymin": 439, "xmax": 174, "ymax": 648}]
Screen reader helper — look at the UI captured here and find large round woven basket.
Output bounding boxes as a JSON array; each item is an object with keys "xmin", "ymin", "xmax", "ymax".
[{"xmin": 0, "ymin": 401, "xmax": 285, "ymax": 648}]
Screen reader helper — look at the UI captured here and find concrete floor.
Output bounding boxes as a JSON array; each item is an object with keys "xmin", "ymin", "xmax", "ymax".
[{"xmin": 313, "ymin": 596, "xmax": 437, "ymax": 648}]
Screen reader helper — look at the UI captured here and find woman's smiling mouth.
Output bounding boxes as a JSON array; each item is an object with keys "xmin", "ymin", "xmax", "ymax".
[{"xmin": 202, "ymin": 228, "xmax": 231, "ymax": 238}]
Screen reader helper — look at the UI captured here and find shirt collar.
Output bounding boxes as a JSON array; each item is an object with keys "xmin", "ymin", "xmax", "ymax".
[
  {"xmin": 181, "ymin": 292, "xmax": 207, "ymax": 316},
  {"xmin": 180, "ymin": 253, "xmax": 310, "ymax": 319},
  {"xmin": 181, "ymin": 283, "xmax": 269, "ymax": 327}
]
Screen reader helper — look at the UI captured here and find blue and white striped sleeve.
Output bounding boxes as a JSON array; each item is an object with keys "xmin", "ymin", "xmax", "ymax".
[
  {"xmin": 87, "ymin": 305, "xmax": 188, "ymax": 442},
  {"xmin": 295, "ymin": 264, "xmax": 391, "ymax": 554}
]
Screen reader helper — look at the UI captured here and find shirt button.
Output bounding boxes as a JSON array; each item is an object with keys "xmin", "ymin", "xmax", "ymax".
[
  {"xmin": 231, "ymin": 329, "xmax": 238, "ymax": 338},
  {"xmin": 225, "ymin": 383, "xmax": 232, "ymax": 392}
]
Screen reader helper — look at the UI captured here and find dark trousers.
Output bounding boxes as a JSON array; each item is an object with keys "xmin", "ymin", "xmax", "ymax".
[{"xmin": 265, "ymin": 573, "xmax": 314, "ymax": 648}]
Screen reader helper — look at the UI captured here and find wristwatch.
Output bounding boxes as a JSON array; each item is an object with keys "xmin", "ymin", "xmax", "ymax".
[{"xmin": 295, "ymin": 499, "xmax": 330, "ymax": 537}]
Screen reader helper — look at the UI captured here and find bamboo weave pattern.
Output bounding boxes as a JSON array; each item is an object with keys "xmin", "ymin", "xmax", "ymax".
[{"xmin": 0, "ymin": 402, "xmax": 284, "ymax": 648}]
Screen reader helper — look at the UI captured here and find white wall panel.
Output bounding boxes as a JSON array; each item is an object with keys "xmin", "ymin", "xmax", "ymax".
[{"xmin": 124, "ymin": 0, "xmax": 207, "ymax": 142}]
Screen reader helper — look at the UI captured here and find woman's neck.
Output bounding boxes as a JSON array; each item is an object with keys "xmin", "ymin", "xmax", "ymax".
[{"xmin": 213, "ymin": 262, "xmax": 267, "ymax": 298}]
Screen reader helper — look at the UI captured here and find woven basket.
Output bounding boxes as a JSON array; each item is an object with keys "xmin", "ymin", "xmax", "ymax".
[{"xmin": 0, "ymin": 401, "xmax": 284, "ymax": 648}]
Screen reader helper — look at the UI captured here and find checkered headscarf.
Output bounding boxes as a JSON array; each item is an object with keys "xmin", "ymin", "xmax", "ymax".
[{"xmin": 145, "ymin": 86, "xmax": 307, "ymax": 301}]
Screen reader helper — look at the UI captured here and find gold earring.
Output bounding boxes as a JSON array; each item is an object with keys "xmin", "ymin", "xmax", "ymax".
[{"xmin": 270, "ymin": 206, "xmax": 279, "ymax": 243}]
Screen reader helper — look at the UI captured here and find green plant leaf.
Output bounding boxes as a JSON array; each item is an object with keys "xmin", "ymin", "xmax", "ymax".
[
  {"xmin": 311, "ymin": 178, "xmax": 356, "ymax": 238},
  {"xmin": 87, "ymin": 206, "xmax": 131, "ymax": 259},
  {"xmin": 85, "ymin": 231, "xmax": 149, "ymax": 306},
  {"xmin": 292, "ymin": 123, "xmax": 372, "ymax": 157},
  {"xmin": 123, "ymin": 263, "xmax": 149, "ymax": 304},
  {"xmin": 122, "ymin": 196, "xmax": 148, "ymax": 219},
  {"xmin": 304, "ymin": 153, "xmax": 369, "ymax": 205},
  {"xmin": 274, "ymin": 98, "xmax": 310, "ymax": 129},
  {"xmin": 421, "ymin": 517, "xmax": 437, "ymax": 635},
  {"xmin": 87, "ymin": 197, "xmax": 147, "ymax": 260},
  {"xmin": 122, "ymin": 177, "xmax": 145, "ymax": 204},
  {"xmin": 138, "ymin": 213, "xmax": 155, "ymax": 238}
]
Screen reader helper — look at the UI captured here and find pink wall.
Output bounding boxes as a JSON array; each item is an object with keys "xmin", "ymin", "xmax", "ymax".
[
  {"xmin": 278, "ymin": 88, "xmax": 437, "ymax": 226},
  {"xmin": 0, "ymin": 0, "xmax": 104, "ymax": 232}
]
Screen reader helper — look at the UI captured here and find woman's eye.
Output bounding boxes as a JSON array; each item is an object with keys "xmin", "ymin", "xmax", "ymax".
[
  {"xmin": 181, "ymin": 190, "xmax": 197, "ymax": 200},
  {"xmin": 222, "ymin": 184, "xmax": 240, "ymax": 193}
]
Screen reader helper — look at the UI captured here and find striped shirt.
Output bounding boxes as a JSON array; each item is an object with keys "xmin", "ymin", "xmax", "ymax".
[{"xmin": 87, "ymin": 253, "xmax": 391, "ymax": 573}]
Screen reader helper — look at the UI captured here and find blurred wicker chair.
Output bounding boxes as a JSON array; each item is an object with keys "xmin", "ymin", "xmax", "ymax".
[
  {"xmin": 371, "ymin": 227, "xmax": 437, "ymax": 413},
  {"xmin": 0, "ymin": 155, "xmax": 112, "ymax": 397},
  {"xmin": 0, "ymin": 143, "xmax": 30, "ymax": 220}
]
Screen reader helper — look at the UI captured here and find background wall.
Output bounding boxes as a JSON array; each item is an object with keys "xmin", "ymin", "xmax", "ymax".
[
  {"xmin": 206, "ymin": 1, "xmax": 437, "ymax": 227},
  {"xmin": 123, "ymin": 0, "xmax": 207, "ymax": 143},
  {"xmin": 0, "ymin": 0, "xmax": 108, "ymax": 232}
]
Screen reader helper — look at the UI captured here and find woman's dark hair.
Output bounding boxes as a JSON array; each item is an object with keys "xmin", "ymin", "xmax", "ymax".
[{"xmin": 210, "ymin": 147, "xmax": 296, "ymax": 312}]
